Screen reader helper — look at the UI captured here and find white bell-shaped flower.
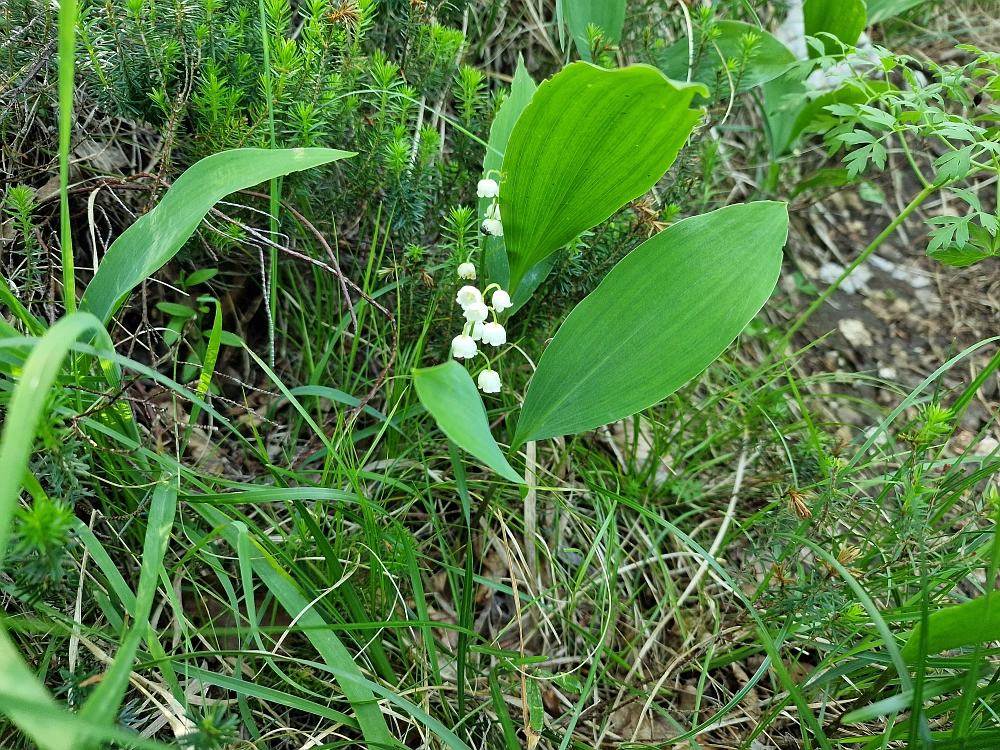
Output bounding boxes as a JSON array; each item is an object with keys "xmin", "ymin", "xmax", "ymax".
[
  {"xmin": 452, "ymin": 334, "xmax": 477, "ymax": 359},
  {"xmin": 463, "ymin": 301, "xmax": 489, "ymax": 323},
  {"xmin": 457, "ymin": 262, "xmax": 476, "ymax": 280},
  {"xmin": 477, "ymin": 178, "xmax": 500, "ymax": 198},
  {"xmin": 456, "ymin": 285, "xmax": 482, "ymax": 309},
  {"xmin": 478, "ymin": 368, "xmax": 502, "ymax": 393},
  {"xmin": 480, "ymin": 321, "xmax": 506, "ymax": 346},
  {"xmin": 486, "ymin": 203, "xmax": 501, "ymax": 221},
  {"xmin": 481, "ymin": 218, "xmax": 503, "ymax": 237},
  {"xmin": 491, "ymin": 289, "xmax": 512, "ymax": 312},
  {"xmin": 471, "ymin": 321, "xmax": 485, "ymax": 341}
]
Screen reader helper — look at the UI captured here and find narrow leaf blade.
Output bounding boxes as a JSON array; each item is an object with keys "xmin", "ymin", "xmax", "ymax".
[
  {"xmin": 80, "ymin": 148, "xmax": 352, "ymax": 324},
  {"xmin": 483, "ymin": 56, "xmax": 537, "ymax": 293},
  {"xmin": 80, "ymin": 483, "xmax": 177, "ymax": 725}
]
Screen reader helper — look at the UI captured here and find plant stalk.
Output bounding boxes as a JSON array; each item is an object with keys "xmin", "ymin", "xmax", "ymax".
[
  {"xmin": 58, "ymin": 0, "xmax": 77, "ymax": 313},
  {"xmin": 259, "ymin": 0, "xmax": 279, "ymax": 367},
  {"xmin": 778, "ymin": 183, "xmax": 938, "ymax": 352}
]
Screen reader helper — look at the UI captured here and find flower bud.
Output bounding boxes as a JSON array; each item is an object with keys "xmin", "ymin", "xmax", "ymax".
[
  {"xmin": 464, "ymin": 301, "xmax": 489, "ymax": 323},
  {"xmin": 457, "ymin": 262, "xmax": 476, "ymax": 280},
  {"xmin": 486, "ymin": 203, "xmax": 501, "ymax": 221},
  {"xmin": 491, "ymin": 289, "xmax": 512, "ymax": 312},
  {"xmin": 481, "ymin": 218, "xmax": 503, "ymax": 237},
  {"xmin": 471, "ymin": 321, "xmax": 484, "ymax": 341},
  {"xmin": 478, "ymin": 368, "xmax": 502, "ymax": 393},
  {"xmin": 480, "ymin": 321, "xmax": 506, "ymax": 346},
  {"xmin": 456, "ymin": 285, "xmax": 482, "ymax": 309},
  {"xmin": 451, "ymin": 334, "xmax": 477, "ymax": 359},
  {"xmin": 477, "ymin": 178, "xmax": 500, "ymax": 198}
]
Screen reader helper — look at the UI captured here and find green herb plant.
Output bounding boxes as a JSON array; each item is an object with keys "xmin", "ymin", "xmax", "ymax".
[{"xmin": 413, "ymin": 60, "xmax": 790, "ymax": 488}]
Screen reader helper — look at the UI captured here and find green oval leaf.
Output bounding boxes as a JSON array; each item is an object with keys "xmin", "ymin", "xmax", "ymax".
[
  {"xmin": 656, "ymin": 21, "xmax": 796, "ymax": 98},
  {"xmin": 80, "ymin": 147, "xmax": 353, "ymax": 325},
  {"xmin": 513, "ymin": 202, "xmax": 788, "ymax": 445},
  {"xmin": 413, "ymin": 361, "xmax": 524, "ymax": 484},
  {"xmin": 562, "ymin": 0, "xmax": 625, "ymax": 61},
  {"xmin": 804, "ymin": 0, "xmax": 867, "ymax": 57},
  {"xmin": 867, "ymin": 0, "xmax": 924, "ymax": 23},
  {"xmin": 499, "ymin": 62, "xmax": 706, "ymax": 296}
]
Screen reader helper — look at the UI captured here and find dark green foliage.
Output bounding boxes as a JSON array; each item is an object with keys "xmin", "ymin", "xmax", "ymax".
[
  {"xmin": 66, "ymin": 0, "xmax": 491, "ymax": 251},
  {"xmin": 7, "ymin": 497, "xmax": 76, "ymax": 601}
]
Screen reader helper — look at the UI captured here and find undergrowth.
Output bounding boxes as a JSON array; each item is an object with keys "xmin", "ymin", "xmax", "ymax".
[{"xmin": 1, "ymin": 0, "xmax": 1000, "ymax": 749}]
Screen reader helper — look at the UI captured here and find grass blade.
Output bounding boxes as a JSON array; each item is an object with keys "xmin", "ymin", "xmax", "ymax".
[
  {"xmin": 58, "ymin": 0, "xmax": 76, "ymax": 312},
  {"xmin": 0, "ymin": 313, "xmax": 123, "ymax": 748},
  {"xmin": 79, "ymin": 482, "xmax": 177, "ymax": 725},
  {"xmin": 195, "ymin": 504, "xmax": 398, "ymax": 749}
]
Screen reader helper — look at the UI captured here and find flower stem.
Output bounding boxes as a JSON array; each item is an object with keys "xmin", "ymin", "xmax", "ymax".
[
  {"xmin": 777, "ymin": 183, "xmax": 938, "ymax": 354},
  {"xmin": 58, "ymin": 0, "xmax": 77, "ymax": 313}
]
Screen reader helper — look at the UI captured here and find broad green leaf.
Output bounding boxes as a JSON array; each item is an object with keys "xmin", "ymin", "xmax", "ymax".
[
  {"xmin": 900, "ymin": 595, "xmax": 1000, "ymax": 661},
  {"xmin": 763, "ymin": 69, "xmax": 810, "ymax": 156},
  {"xmin": 80, "ymin": 148, "xmax": 352, "ymax": 324},
  {"xmin": 156, "ymin": 301, "xmax": 197, "ymax": 319},
  {"xmin": 764, "ymin": 0, "xmax": 868, "ymax": 153},
  {"xmin": 413, "ymin": 360, "xmax": 523, "ymax": 483},
  {"xmin": 80, "ymin": 483, "xmax": 176, "ymax": 725},
  {"xmin": 500, "ymin": 63, "xmax": 705, "ymax": 296},
  {"xmin": 483, "ymin": 56, "xmax": 536, "ymax": 296},
  {"xmin": 509, "ymin": 255, "xmax": 555, "ymax": 316},
  {"xmin": 513, "ymin": 202, "xmax": 788, "ymax": 446},
  {"xmin": 562, "ymin": 0, "xmax": 625, "ymax": 62},
  {"xmin": 656, "ymin": 21, "xmax": 796, "ymax": 98},
  {"xmin": 184, "ymin": 267, "xmax": 219, "ymax": 286},
  {"xmin": 867, "ymin": 0, "xmax": 924, "ymax": 23},
  {"xmin": 0, "ymin": 315, "xmax": 108, "ymax": 565},
  {"xmin": 792, "ymin": 167, "xmax": 851, "ymax": 197},
  {"xmin": 803, "ymin": 0, "xmax": 867, "ymax": 57},
  {"xmin": 527, "ymin": 677, "xmax": 545, "ymax": 733},
  {"xmin": 0, "ymin": 637, "xmax": 77, "ymax": 750}
]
